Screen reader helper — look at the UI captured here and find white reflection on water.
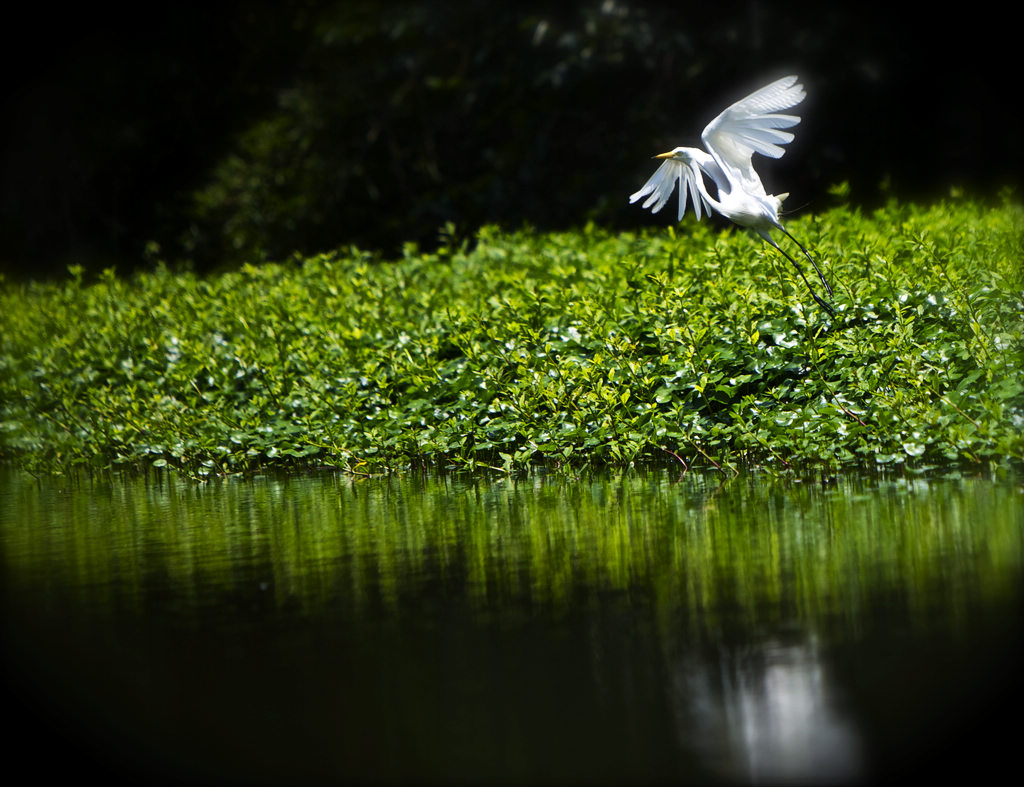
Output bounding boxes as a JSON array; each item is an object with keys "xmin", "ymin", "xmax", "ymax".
[{"xmin": 675, "ymin": 636, "xmax": 862, "ymax": 783}]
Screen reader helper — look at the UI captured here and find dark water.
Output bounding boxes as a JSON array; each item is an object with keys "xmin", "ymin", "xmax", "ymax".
[{"xmin": 1, "ymin": 466, "xmax": 1021, "ymax": 784}]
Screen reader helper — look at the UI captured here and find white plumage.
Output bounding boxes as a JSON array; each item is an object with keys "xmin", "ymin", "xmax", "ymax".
[{"xmin": 630, "ymin": 76, "xmax": 835, "ymax": 314}]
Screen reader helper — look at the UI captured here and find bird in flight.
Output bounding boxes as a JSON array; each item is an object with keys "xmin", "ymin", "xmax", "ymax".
[{"xmin": 630, "ymin": 75, "xmax": 835, "ymax": 315}]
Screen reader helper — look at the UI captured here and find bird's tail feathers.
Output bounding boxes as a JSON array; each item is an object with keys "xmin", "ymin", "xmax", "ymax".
[
  {"xmin": 767, "ymin": 193, "xmax": 788, "ymax": 215},
  {"xmin": 775, "ymin": 193, "xmax": 813, "ymax": 217}
]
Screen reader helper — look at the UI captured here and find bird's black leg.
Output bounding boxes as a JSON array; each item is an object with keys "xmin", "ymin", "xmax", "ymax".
[
  {"xmin": 778, "ymin": 226, "xmax": 833, "ymax": 298},
  {"xmin": 767, "ymin": 238, "xmax": 835, "ymax": 316}
]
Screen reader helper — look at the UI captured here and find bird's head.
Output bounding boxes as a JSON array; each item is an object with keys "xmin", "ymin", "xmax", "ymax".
[{"xmin": 654, "ymin": 147, "xmax": 690, "ymax": 162}]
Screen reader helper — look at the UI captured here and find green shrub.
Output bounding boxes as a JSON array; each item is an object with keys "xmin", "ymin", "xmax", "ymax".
[{"xmin": 2, "ymin": 198, "xmax": 1021, "ymax": 478}]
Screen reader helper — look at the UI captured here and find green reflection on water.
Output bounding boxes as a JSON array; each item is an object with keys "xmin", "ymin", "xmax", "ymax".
[
  {"xmin": 3, "ymin": 467, "xmax": 1021, "ymax": 633},
  {"xmin": 2, "ymin": 466, "xmax": 1022, "ymax": 784}
]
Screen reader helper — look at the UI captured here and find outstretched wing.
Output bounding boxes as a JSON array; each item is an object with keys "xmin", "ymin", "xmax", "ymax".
[
  {"xmin": 701, "ymin": 75, "xmax": 804, "ymax": 196},
  {"xmin": 629, "ymin": 156, "xmax": 711, "ymax": 222}
]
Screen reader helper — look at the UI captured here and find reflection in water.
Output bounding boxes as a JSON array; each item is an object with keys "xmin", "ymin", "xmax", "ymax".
[
  {"xmin": 673, "ymin": 637, "xmax": 860, "ymax": 783},
  {"xmin": 0, "ymin": 467, "xmax": 1021, "ymax": 783}
]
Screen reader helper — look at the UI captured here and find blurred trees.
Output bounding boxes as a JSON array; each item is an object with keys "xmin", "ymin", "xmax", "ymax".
[{"xmin": 0, "ymin": 1, "xmax": 1017, "ymax": 277}]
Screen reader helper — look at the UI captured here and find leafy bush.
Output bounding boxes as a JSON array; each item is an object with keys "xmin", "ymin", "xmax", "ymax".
[{"xmin": 2, "ymin": 198, "xmax": 1021, "ymax": 478}]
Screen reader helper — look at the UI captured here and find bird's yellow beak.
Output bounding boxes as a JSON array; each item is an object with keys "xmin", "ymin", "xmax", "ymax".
[{"xmin": 654, "ymin": 151, "xmax": 675, "ymax": 159}]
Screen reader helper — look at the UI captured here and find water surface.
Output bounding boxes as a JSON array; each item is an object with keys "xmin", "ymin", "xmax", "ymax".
[{"xmin": 1, "ymin": 466, "xmax": 1021, "ymax": 784}]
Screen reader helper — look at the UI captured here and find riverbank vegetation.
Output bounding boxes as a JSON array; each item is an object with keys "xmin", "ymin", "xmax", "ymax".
[{"xmin": 2, "ymin": 197, "xmax": 1021, "ymax": 479}]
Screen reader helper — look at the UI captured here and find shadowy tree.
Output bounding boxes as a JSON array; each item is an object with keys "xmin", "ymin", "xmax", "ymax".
[{"xmin": 1, "ymin": 1, "xmax": 1017, "ymax": 277}]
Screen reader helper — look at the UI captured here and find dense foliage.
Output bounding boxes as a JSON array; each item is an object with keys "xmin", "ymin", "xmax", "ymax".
[
  {"xmin": 3, "ymin": 2, "xmax": 1018, "ymax": 276},
  {"xmin": 2, "ymin": 198, "xmax": 1022, "ymax": 479}
]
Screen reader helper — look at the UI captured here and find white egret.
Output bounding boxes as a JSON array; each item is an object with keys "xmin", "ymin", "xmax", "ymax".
[{"xmin": 630, "ymin": 75, "xmax": 835, "ymax": 314}]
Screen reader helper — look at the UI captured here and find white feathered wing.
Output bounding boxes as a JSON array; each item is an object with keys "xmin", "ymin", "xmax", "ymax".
[{"xmin": 700, "ymin": 75, "xmax": 805, "ymax": 198}]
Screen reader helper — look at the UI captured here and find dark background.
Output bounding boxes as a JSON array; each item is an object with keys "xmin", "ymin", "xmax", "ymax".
[{"xmin": 1, "ymin": 1, "xmax": 1018, "ymax": 279}]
